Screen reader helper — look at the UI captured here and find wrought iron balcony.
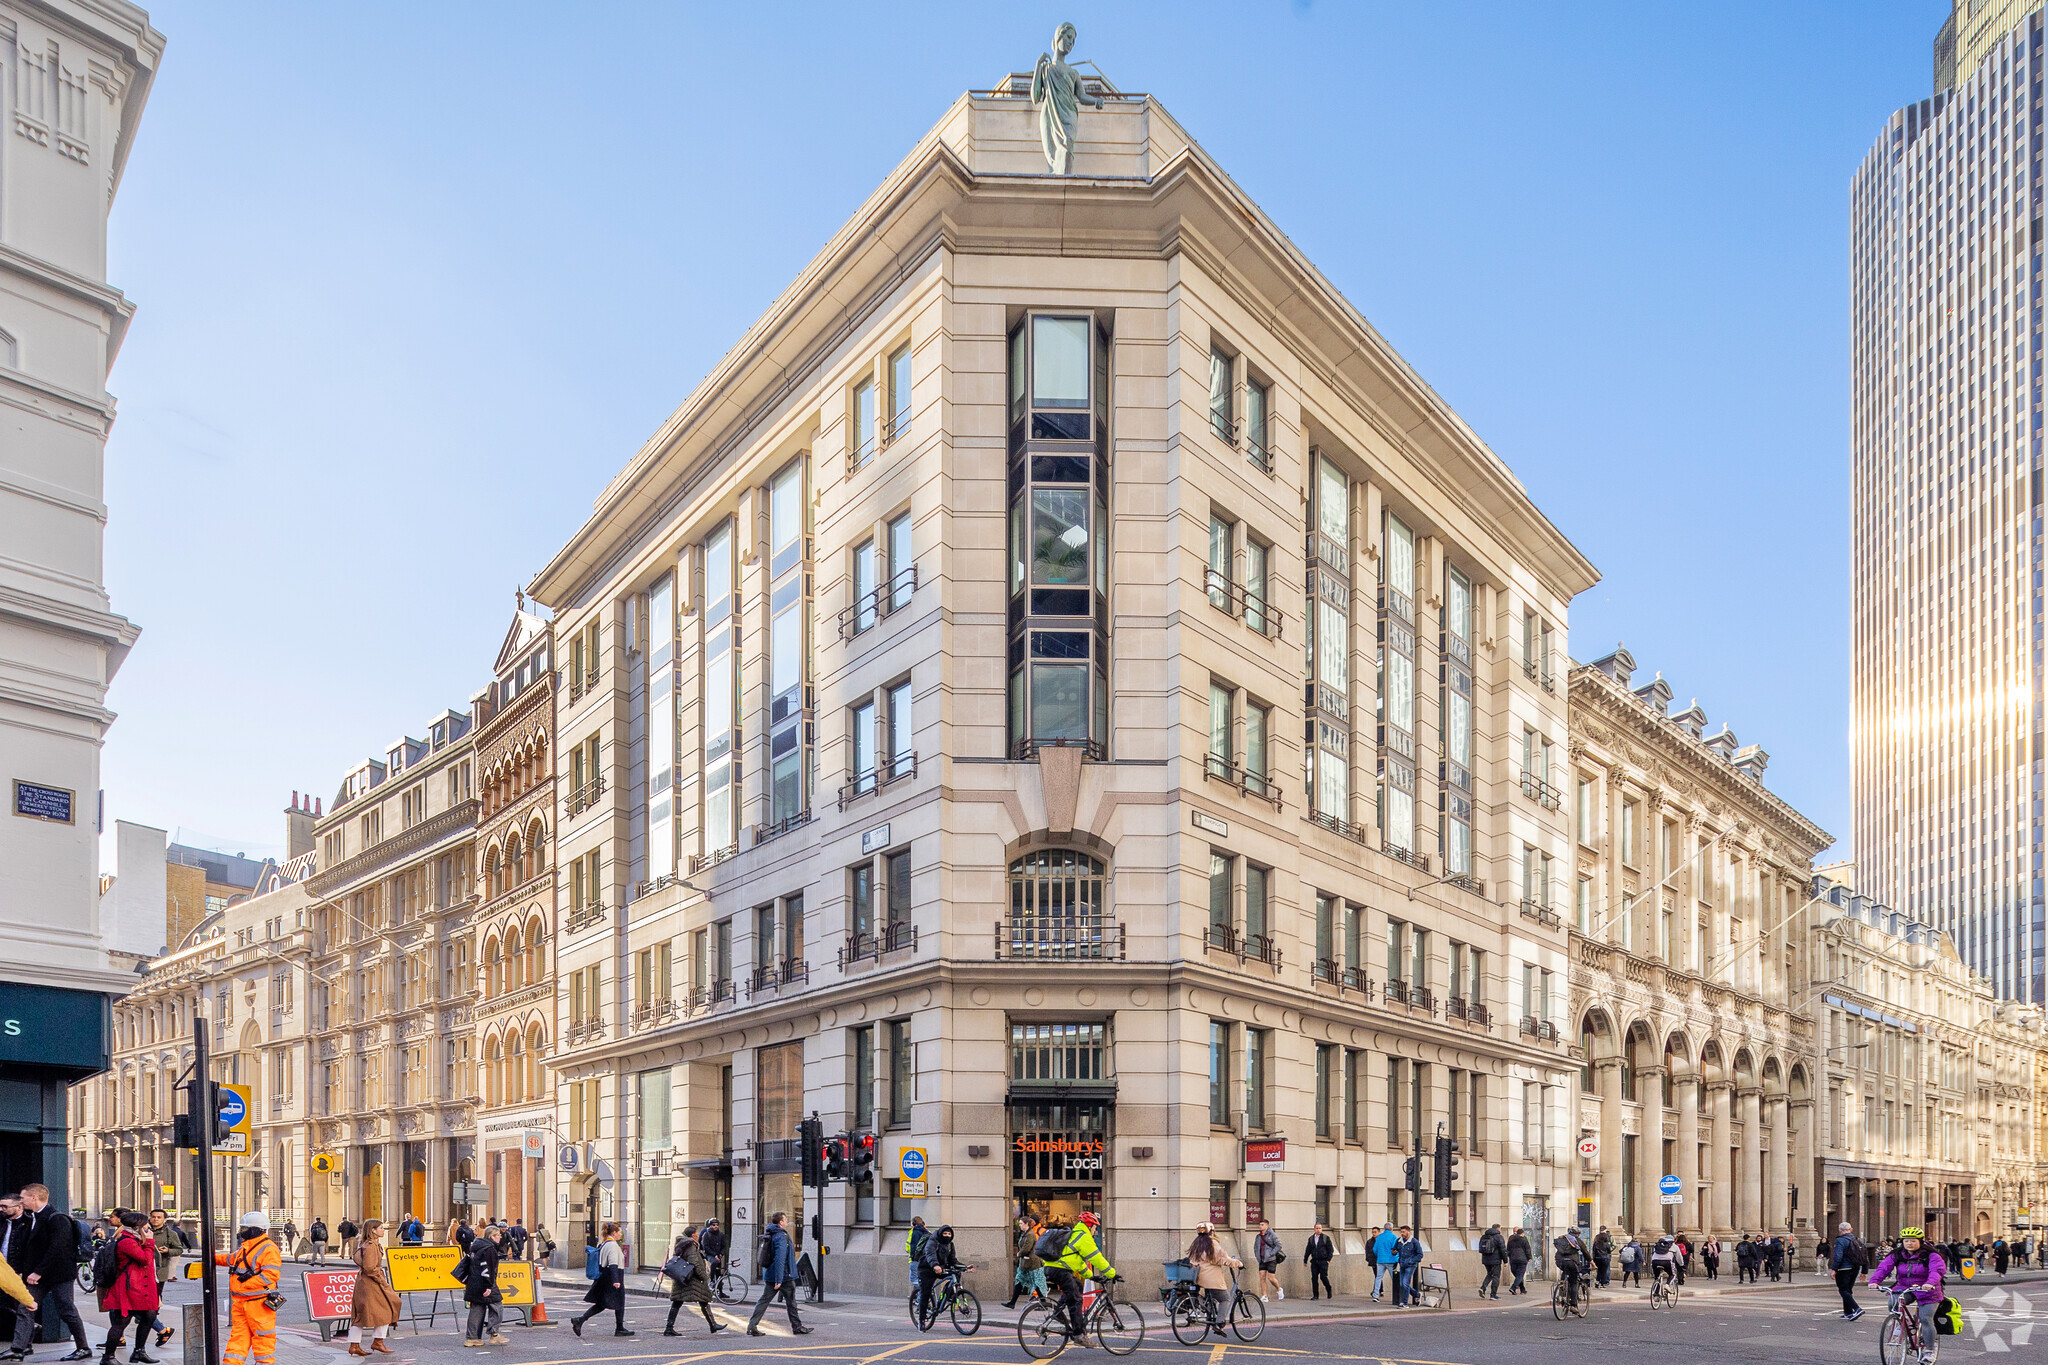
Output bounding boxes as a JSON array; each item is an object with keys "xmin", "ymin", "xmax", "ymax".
[
  {"xmin": 687, "ymin": 979, "xmax": 735, "ymax": 1012},
  {"xmin": 838, "ymin": 564, "xmax": 919, "ymax": 639},
  {"xmin": 632, "ymin": 998, "xmax": 680, "ymax": 1031},
  {"xmin": 1519, "ymin": 899, "xmax": 1562, "ymax": 929},
  {"xmin": 836, "ymin": 753, "xmax": 918, "ymax": 809},
  {"xmin": 1203, "ymin": 754, "xmax": 1282, "ymax": 808},
  {"xmin": 565, "ymin": 775, "xmax": 607, "ymax": 817},
  {"xmin": 995, "ymin": 918, "xmax": 1125, "ymax": 961},
  {"xmin": 565, "ymin": 901, "xmax": 608, "ymax": 934},
  {"xmin": 1382, "ymin": 840, "xmax": 1431, "ymax": 874},
  {"xmin": 753, "ymin": 809, "xmax": 813, "ymax": 847},
  {"xmin": 1013, "ymin": 737, "xmax": 1105, "ymax": 762},
  {"xmin": 687, "ymin": 844, "xmax": 739, "ymax": 876},
  {"xmin": 1202, "ymin": 924, "xmax": 1281, "ymax": 969},
  {"xmin": 1519, "ymin": 770, "xmax": 1561, "ymax": 811},
  {"xmin": 746, "ymin": 958, "xmax": 809, "ymax": 998},
  {"xmin": 565, "ymin": 1017, "xmax": 608, "ymax": 1047},
  {"xmin": 838, "ymin": 921, "xmax": 918, "ymax": 969}
]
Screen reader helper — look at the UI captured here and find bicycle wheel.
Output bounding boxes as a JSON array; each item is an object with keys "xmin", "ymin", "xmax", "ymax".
[
  {"xmin": 1168, "ymin": 1288, "xmax": 1208, "ymax": 1346},
  {"xmin": 949, "ymin": 1287, "xmax": 982, "ymax": 1336},
  {"xmin": 1093, "ymin": 1295, "xmax": 1145, "ymax": 1356},
  {"xmin": 1017, "ymin": 1302, "xmax": 1066, "ymax": 1361},
  {"xmin": 1229, "ymin": 1289, "xmax": 1266, "ymax": 1342},
  {"xmin": 1552, "ymin": 1280, "xmax": 1570, "ymax": 1321},
  {"xmin": 716, "ymin": 1271, "xmax": 748, "ymax": 1303},
  {"xmin": 1878, "ymin": 1312, "xmax": 1910, "ymax": 1365},
  {"xmin": 1573, "ymin": 1282, "xmax": 1590, "ymax": 1318}
]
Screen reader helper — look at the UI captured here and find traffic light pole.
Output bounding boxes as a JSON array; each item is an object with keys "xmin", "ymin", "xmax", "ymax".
[{"xmin": 192, "ymin": 1027, "xmax": 222, "ymax": 1365}]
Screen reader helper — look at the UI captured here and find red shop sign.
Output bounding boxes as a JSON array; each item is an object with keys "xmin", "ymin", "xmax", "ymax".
[{"xmin": 1245, "ymin": 1139, "xmax": 1286, "ymax": 1172}]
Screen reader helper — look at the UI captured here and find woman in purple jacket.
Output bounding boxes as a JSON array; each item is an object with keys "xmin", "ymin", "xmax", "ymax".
[{"xmin": 1868, "ymin": 1229, "xmax": 1947, "ymax": 1365}]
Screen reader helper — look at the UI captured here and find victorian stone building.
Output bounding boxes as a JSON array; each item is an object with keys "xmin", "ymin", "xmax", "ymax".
[
  {"xmin": 468, "ymin": 608, "xmax": 559, "ymax": 1228},
  {"xmin": 1565, "ymin": 648, "xmax": 1832, "ymax": 1242},
  {"xmin": 302, "ymin": 704, "xmax": 478, "ymax": 1226},
  {"xmin": 526, "ymin": 62, "xmax": 1598, "ymax": 1294}
]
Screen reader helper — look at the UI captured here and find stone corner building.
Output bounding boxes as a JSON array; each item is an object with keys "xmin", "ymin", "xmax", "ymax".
[
  {"xmin": 528, "ymin": 69, "xmax": 1598, "ymax": 1293},
  {"xmin": 1565, "ymin": 647, "xmax": 1832, "ymax": 1243}
]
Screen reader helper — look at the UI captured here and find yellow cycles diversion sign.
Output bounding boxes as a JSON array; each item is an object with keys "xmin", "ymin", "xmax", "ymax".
[{"xmin": 382, "ymin": 1247, "xmax": 534, "ymax": 1305}]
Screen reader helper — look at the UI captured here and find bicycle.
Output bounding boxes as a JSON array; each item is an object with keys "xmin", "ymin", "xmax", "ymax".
[
  {"xmin": 1650, "ymin": 1266, "xmax": 1677, "ymax": 1309},
  {"xmin": 1878, "ymin": 1289, "xmax": 1938, "ymax": 1365},
  {"xmin": 1551, "ymin": 1268, "xmax": 1590, "ymax": 1320},
  {"xmin": 914, "ymin": 1268, "xmax": 982, "ymax": 1335},
  {"xmin": 708, "ymin": 1255, "xmax": 748, "ymax": 1304},
  {"xmin": 1018, "ymin": 1276, "xmax": 1146, "ymax": 1358}
]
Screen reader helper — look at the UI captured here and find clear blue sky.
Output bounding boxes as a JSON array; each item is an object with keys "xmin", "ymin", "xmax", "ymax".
[{"xmin": 100, "ymin": 0, "xmax": 1947, "ymax": 865}]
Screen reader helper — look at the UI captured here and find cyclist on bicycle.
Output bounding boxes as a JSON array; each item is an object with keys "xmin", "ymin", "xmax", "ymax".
[
  {"xmin": 1552, "ymin": 1227, "xmax": 1590, "ymax": 1309},
  {"xmin": 1187, "ymin": 1223, "xmax": 1241, "ymax": 1335},
  {"xmin": 914, "ymin": 1225, "xmax": 973, "ymax": 1330},
  {"xmin": 1870, "ymin": 1228, "xmax": 1947, "ymax": 1365},
  {"xmin": 1045, "ymin": 1213, "xmax": 1116, "ymax": 1345},
  {"xmin": 1650, "ymin": 1234, "xmax": 1679, "ymax": 1292}
]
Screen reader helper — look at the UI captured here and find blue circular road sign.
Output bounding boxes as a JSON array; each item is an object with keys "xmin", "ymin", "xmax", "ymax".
[
  {"xmin": 901, "ymin": 1148, "xmax": 927, "ymax": 1179},
  {"xmin": 1658, "ymin": 1174, "xmax": 1682, "ymax": 1196}
]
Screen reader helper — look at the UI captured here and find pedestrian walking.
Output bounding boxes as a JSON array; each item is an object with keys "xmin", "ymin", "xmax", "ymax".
[
  {"xmin": 1702, "ymin": 1238, "xmax": 1720, "ymax": 1279},
  {"xmin": 661, "ymin": 1227, "xmax": 725, "ymax": 1336},
  {"xmin": 1187, "ymin": 1225, "xmax": 1240, "ymax": 1335},
  {"xmin": 397, "ymin": 1218, "xmax": 423, "ymax": 1249},
  {"xmin": 307, "ymin": 1220, "xmax": 328, "ymax": 1268},
  {"xmin": 1253, "ymin": 1221, "xmax": 1283, "ymax": 1302},
  {"xmin": 336, "ymin": 1219, "xmax": 359, "ymax": 1262},
  {"xmin": 743, "ymin": 1214, "xmax": 810, "ymax": 1337},
  {"xmin": 458, "ymin": 1224, "xmax": 505, "ymax": 1347},
  {"xmin": 141, "ymin": 1211, "xmax": 183, "ymax": 1351},
  {"xmin": 1765, "ymin": 1234, "xmax": 1784, "ymax": 1281},
  {"xmin": 1993, "ymin": 1238, "xmax": 2009, "ymax": 1275},
  {"xmin": 529, "ymin": 1225, "xmax": 554, "ymax": 1266},
  {"xmin": 1003, "ymin": 1217, "xmax": 1045, "ymax": 1310},
  {"xmin": 505, "ymin": 1222, "xmax": 527, "ymax": 1261},
  {"xmin": 1477, "ymin": 1223, "xmax": 1506, "ymax": 1300},
  {"xmin": 1830, "ymin": 1222, "xmax": 1866, "ymax": 1319},
  {"xmin": 1619, "ymin": 1235, "xmax": 1642, "ymax": 1287},
  {"xmin": 279, "ymin": 1222, "xmax": 296, "ymax": 1262},
  {"xmin": 10, "ymin": 1183, "xmax": 92, "ymax": 1360},
  {"xmin": 453, "ymin": 1220, "xmax": 474, "ymax": 1252},
  {"xmin": 94, "ymin": 1212, "xmax": 159, "ymax": 1365},
  {"xmin": 570, "ymin": 1223, "xmax": 634, "ymax": 1338},
  {"xmin": 1393, "ymin": 1226, "xmax": 1423, "ymax": 1307},
  {"xmin": 1591, "ymin": 1226, "xmax": 1613, "ymax": 1287},
  {"xmin": 1505, "ymin": 1228, "xmax": 1532, "ymax": 1294},
  {"xmin": 343, "ymin": 1219, "xmax": 398, "ymax": 1357},
  {"xmin": 904, "ymin": 1217, "xmax": 929, "ymax": 1298},
  {"xmin": 0, "ymin": 1246, "xmax": 30, "ymax": 1365},
  {"xmin": 1674, "ymin": 1233, "xmax": 1691, "ymax": 1285},
  {"xmin": 0, "ymin": 1195, "xmax": 27, "ymax": 1355},
  {"xmin": 1368, "ymin": 1225, "xmax": 1394, "ymax": 1301},
  {"xmin": 1304, "ymin": 1223, "xmax": 1335, "ymax": 1300}
]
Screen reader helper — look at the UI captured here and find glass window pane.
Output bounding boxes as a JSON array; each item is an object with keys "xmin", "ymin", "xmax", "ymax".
[
  {"xmin": 1316, "ymin": 745, "xmax": 1347, "ymax": 814},
  {"xmin": 1245, "ymin": 704, "xmax": 1267, "ymax": 784},
  {"xmin": 705, "ymin": 522, "xmax": 732, "ymax": 620},
  {"xmin": 1208, "ymin": 854, "xmax": 1230, "ymax": 933},
  {"xmin": 852, "ymin": 702, "xmax": 874, "ymax": 780},
  {"xmin": 890, "ymin": 346, "xmax": 912, "ymax": 434},
  {"xmin": 1386, "ymin": 649, "xmax": 1414, "ymax": 730},
  {"xmin": 1033, "ymin": 316, "xmax": 1091, "ymax": 408},
  {"xmin": 1446, "ymin": 567, "xmax": 1471, "ymax": 641},
  {"xmin": 1209, "ymin": 346, "xmax": 1232, "ymax": 438},
  {"xmin": 854, "ymin": 541, "xmax": 876, "ymax": 631},
  {"xmin": 1317, "ymin": 600, "xmax": 1348, "ymax": 691},
  {"xmin": 1447, "ymin": 690, "xmax": 1471, "ymax": 764},
  {"xmin": 1009, "ymin": 325, "xmax": 1027, "ymax": 425},
  {"xmin": 1009, "ymin": 499, "xmax": 1026, "ymax": 594},
  {"xmin": 888, "ymin": 682, "xmax": 911, "ymax": 768},
  {"xmin": 1208, "ymin": 683, "xmax": 1231, "ymax": 763},
  {"xmin": 1032, "ymin": 488, "xmax": 1090, "ymax": 585},
  {"xmin": 890, "ymin": 513, "xmax": 914, "ymax": 610},
  {"xmin": 1387, "ymin": 784, "xmax": 1414, "ymax": 852},
  {"xmin": 1029, "ymin": 662, "xmax": 1088, "ymax": 739},
  {"xmin": 851, "ymin": 865, "xmax": 873, "ymax": 938},
  {"xmin": 1208, "ymin": 516, "xmax": 1231, "ymax": 607},
  {"xmin": 1386, "ymin": 515, "xmax": 1414, "ymax": 596},
  {"xmin": 1318, "ymin": 457, "xmax": 1347, "ymax": 543},
  {"xmin": 1245, "ymin": 865, "xmax": 1267, "ymax": 940},
  {"xmin": 853, "ymin": 379, "xmax": 875, "ymax": 461},
  {"xmin": 1245, "ymin": 382, "xmax": 1267, "ymax": 454},
  {"xmin": 771, "ymin": 604, "xmax": 801, "ymax": 697},
  {"xmin": 1244, "ymin": 540, "xmax": 1267, "ymax": 631},
  {"xmin": 1447, "ymin": 817, "xmax": 1470, "ymax": 874},
  {"xmin": 772, "ymin": 463, "xmax": 803, "ymax": 555}
]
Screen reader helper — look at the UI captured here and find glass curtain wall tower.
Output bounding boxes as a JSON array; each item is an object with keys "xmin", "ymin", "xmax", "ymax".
[{"xmin": 1850, "ymin": 6, "xmax": 2047, "ymax": 1003}]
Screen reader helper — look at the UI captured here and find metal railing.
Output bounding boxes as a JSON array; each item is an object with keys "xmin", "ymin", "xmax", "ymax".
[
  {"xmin": 838, "ymin": 564, "xmax": 919, "ymax": 639},
  {"xmin": 1201, "ymin": 571, "xmax": 1282, "ymax": 639},
  {"xmin": 1519, "ymin": 770, "xmax": 1561, "ymax": 811},
  {"xmin": 839, "ymin": 921, "xmax": 918, "ymax": 968},
  {"xmin": 687, "ymin": 844, "xmax": 739, "ymax": 876},
  {"xmin": 631, "ymin": 873, "xmax": 678, "ymax": 901},
  {"xmin": 747, "ymin": 959, "xmax": 810, "ymax": 997},
  {"xmin": 565, "ymin": 901, "xmax": 608, "ymax": 934},
  {"xmin": 1202, "ymin": 923, "xmax": 1281, "ymax": 969},
  {"xmin": 1307, "ymin": 810, "xmax": 1373, "ymax": 847},
  {"xmin": 753, "ymin": 809, "xmax": 813, "ymax": 847},
  {"xmin": 688, "ymin": 979, "xmax": 735, "ymax": 1012},
  {"xmin": 1383, "ymin": 840, "xmax": 1432, "ymax": 873},
  {"xmin": 1519, "ymin": 1016, "xmax": 1559, "ymax": 1041},
  {"xmin": 995, "ymin": 918, "xmax": 1126, "ymax": 961},
  {"xmin": 1203, "ymin": 754, "xmax": 1281, "ymax": 807},
  {"xmin": 1442, "ymin": 873, "xmax": 1486, "ymax": 897},
  {"xmin": 1519, "ymin": 900, "xmax": 1562, "ymax": 929},
  {"xmin": 1013, "ymin": 737, "xmax": 1105, "ymax": 761},
  {"xmin": 837, "ymin": 753, "xmax": 918, "ymax": 809},
  {"xmin": 565, "ymin": 774, "xmax": 607, "ymax": 817},
  {"xmin": 565, "ymin": 1017, "xmax": 609, "ymax": 1046},
  {"xmin": 632, "ymin": 998, "xmax": 680, "ymax": 1031},
  {"xmin": 1313, "ymin": 956, "xmax": 1340, "ymax": 985}
]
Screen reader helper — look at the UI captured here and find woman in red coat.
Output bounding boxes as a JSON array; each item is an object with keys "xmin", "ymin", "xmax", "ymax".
[{"xmin": 98, "ymin": 1211, "xmax": 162, "ymax": 1364}]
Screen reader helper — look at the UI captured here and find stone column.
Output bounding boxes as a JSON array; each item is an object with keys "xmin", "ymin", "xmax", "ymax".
[
  {"xmin": 1637, "ymin": 1066, "xmax": 1665, "ymax": 1236},
  {"xmin": 1598, "ymin": 1059, "xmax": 1624, "ymax": 1228},
  {"xmin": 1739, "ymin": 1087, "xmax": 1764, "ymax": 1233},
  {"xmin": 1764, "ymin": 1097, "xmax": 1789, "ymax": 1233},
  {"xmin": 1677, "ymin": 1079, "xmax": 1702, "ymax": 1236},
  {"xmin": 1709, "ymin": 1082, "xmax": 1735, "ymax": 1234}
]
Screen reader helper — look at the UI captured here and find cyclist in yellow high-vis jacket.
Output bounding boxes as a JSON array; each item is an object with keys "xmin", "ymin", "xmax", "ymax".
[{"xmin": 1045, "ymin": 1213, "xmax": 1115, "ymax": 1343}]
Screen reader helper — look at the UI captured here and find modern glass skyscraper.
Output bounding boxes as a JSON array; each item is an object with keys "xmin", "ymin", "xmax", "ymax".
[{"xmin": 1851, "ymin": 4, "xmax": 2047, "ymax": 1004}]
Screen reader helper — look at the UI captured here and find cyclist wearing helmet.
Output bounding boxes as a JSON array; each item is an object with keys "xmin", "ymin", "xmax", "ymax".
[
  {"xmin": 1869, "ymin": 1228, "xmax": 1947, "ymax": 1365},
  {"xmin": 1649, "ymin": 1233, "xmax": 1679, "ymax": 1291},
  {"xmin": 1046, "ymin": 1212, "xmax": 1116, "ymax": 1346}
]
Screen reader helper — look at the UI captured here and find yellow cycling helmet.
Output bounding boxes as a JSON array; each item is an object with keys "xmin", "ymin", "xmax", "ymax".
[{"xmin": 1897, "ymin": 1227, "xmax": 1924, "ymax": 1240}]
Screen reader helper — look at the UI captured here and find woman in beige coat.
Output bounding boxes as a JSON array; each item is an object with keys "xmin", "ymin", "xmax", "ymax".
[
  {"xmin": 1187, "ymin": 1223, "xmax": 1242, "ymax": 1335},
  {"xmin": 347, "ymin": 1219, "xmax": 402, "ymax": 1355}
]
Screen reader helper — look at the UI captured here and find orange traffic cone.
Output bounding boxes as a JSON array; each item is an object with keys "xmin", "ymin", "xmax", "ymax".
[{"xmin": 529, "ymin": 1294, "xmax": 554, "ymax": 1327}]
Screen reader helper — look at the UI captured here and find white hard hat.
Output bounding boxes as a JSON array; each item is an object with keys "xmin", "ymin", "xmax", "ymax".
[{"xmin": 238, "ymin": 1210, "xmax": 267, "ymax": 1231}]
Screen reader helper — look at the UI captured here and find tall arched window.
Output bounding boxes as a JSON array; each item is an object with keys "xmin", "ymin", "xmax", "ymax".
[
  {"xmin": 484, "ymin": 1037, "xmax": 503, "ymax": 1106},
  {"xmin": 504, "ymin": 834, "xmax": 523, "ymax": 889},
  {"xmin": 505, "ymin": 1032, "xmax": 526, "ymax": 1103},
  {"xmin": 1580, "ymin": 1018, "xmax": 1599, "ymax": 1093},
  {"xmin": 522, "ymin": 916, "xmax": 544, "ymax": 986},
  {"xmin": 1004, "ymin": 849, "xmax": 1109, "ymax": 959},
  {"xmin": 524, "ymin": 1023, "xmax": 544, "ymax": 1097},
  {"xmin": 526, "ymin": 819, "xmax": 546, "ymax": 878},
  {"xmin": 1621, "ymin": 1027, "xmax": 1643, "ymax": 1101},
  {"xmin": 483, "ymin": 936, "xmax": 504, "ymax": 998},
  {"xmin": 504, "ymin": 928, "xmax": 524, "ymax": 989}
]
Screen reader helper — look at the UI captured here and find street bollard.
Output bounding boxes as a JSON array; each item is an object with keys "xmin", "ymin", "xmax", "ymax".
[{"xmin": 181, "ymin": 1304, "xmax": 205, "ymax": 1365}]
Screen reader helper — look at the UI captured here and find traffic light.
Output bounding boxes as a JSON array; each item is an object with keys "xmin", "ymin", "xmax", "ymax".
[
  {"xmin": 823, "ymin": 1135, "xmax": 849, "ymax": 1182},
  {"xmin": 1402, "ymin": 1154, "xmax": 1421, "ymax": 1191},
  {"xmin": 1432, "ymin": 1135, "xmax": 1459, "ymax": 1199},
  {"xmin": 211, "ymin": 1083, "xmax": 234, "ymax": 1145},
  {"xmin": 174, "ymin": 1081, "xmax": 233, "ymax": 1151},
  {"xmin": 851, "ymin": 1132, "xmax": 877, "ymax": 1185},
  {"xmin": 799, "ymin": 1116, "xmax": 825, "ymax": 1188}
]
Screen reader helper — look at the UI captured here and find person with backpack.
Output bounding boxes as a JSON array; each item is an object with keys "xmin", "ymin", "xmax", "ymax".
[
  {"xmin": 1477, "ymin": 1223, "xmax": 1507, "ymax": 1300},
  {"xmin": 457, "ymin": 1223, "xmax": 505, "ymax": 1347},
  {"xmin": 10, "ymin": 1183, "xmax": 92, "ymax": 1361},
  {"xmin": 307, "ymin": 1219, "xmax": 328, "ymax": 1268},
  {"xmin": 661, "ymin": 1226, "xmax": 723, "ymax": 1337},
  {"xmin": 1649, "ymin": 1234, "xmax": 1679, "ymax": 1292},
  {"xmin": 1868, "ymin": 1228, "xmax": 1947, "ymax": 1363},
  {"xmin": 398, "ymin": 1219, "xmax": 423, "ymax": 1248},
  {"xmin": 1831, "ymin": 1222, "xmax": 1867, "ymax": 1319},
  {"xmin": 571, "ymin": 1223, "xmax": 635, "ymax": 1339},
  {"xmin": 913, "ymin": 1225, "xmax": 971, "ymax": 1330},
  {"xmin": 1505, "ymin": 1228, "xmax": 1532, "ymax": 1294},
  {"xmin": 741, "ymin": 1214, "xmax": 808, "ymax": 1338},
  {"xmin": 904, "ymin": 1217, "xmax": 929, "ymax": 1296},
  {"xmin": 336, "ymin": 1218, "xmax": 359, "ymax": 1261},
  {"xmin": 1043, "ymin": 1213, "xmax": 1116, "ymax": 1345},
  {"xmin": 1702, "ymin": 1237, "xmax": 1721, "ymax": 1279},
  {"xmin": 1590, "ymin": 1226, "xmax": 1613, "ymax": 1286},
  {"xmin": 1619, "ymin": 1235, "xmax": 1642, "ymax": 1287},
  {"xmin": 93, "ymin": 1212, "xmax": 158, "ymax": 1365}
]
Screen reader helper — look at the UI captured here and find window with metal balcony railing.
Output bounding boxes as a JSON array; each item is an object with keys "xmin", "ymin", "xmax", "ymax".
[
  {"xmin": 1202, "ymin": 923, "xmax": 1282, "ymax": 969},
  {"xmin": 687, "ymin": 844, "xmax": 739, "ymax": 877},
  {"xmin": 839, "ymin": 564, "xmax": 919, "ymax": 640},
  {"xmin": 565, "ymin": 901, "xmax": 609, "ymax": 934},
  {"xmin": 1202, "ymin": 570, "xmax": 1283, "ymax": 640},
  {"xmin": 1381, "ymin": 838, "xmax": 1431, "ymax": 874},
  {"xmin": 837, "ymin": 753, "xmax": 918, "ymax": 809},
  {"xmin": 1519, "ymin": 899, "xmax": 1562, "ymax": 930},
  {"xmin": 565, "ymin": 774, "xmax": 606, "ymax": 817},
  {"xmin": 1312, "ymin": 956, "xmax": 1340, "ymax": 985},
  {"xmin": 1204, "ymin": 753, "xmax": 1281, "ymax": 808},
  {"xmin": 565, "ymin": 1017, "xmax": 609, "ymax": 1046},
  {"xmin": 747, "ymin": 958, "xmax": 809, "ymax": 998},
  {"xmin": 839, "ymin": 921, "xmax": 918, "ymax": 968},
  {"xmin": 688, "ymin": 979, "xmax": 735, "ymax": 1013},
  {"xmin": 1519, "ymin": 770, "xmax": 1561, "ymax": 811},
  {"xmin": 632, "ymin": 998, "xmax": 680, "ymax": 1031},
  {"xmin": 1012, "ymin": 736, "xmax": 1105, "ymax": 762},
  {"xmin": 752, "ymin": 809, "xmax": 813, "ymax": 847},
  {"xmin": 996, "ymin": 914, "xmax": 1124, "ymax": 961}
]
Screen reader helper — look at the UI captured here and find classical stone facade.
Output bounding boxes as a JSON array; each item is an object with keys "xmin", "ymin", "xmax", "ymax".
[
  {"xmin": 527, "ymin": 71, "xmax": 1598, "ymax": 1294},
  {"xmin": 1566, "ymin": 649, "xmax": 1832, "ymax": 1243},
  {"xmin": 302, "ymin": 706, "xmax": 478, "ymax": 1226}
]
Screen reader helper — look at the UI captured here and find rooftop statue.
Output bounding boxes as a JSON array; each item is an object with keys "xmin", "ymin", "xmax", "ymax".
[{"xmin": 1031, "ymin": 23, "xmax": 1102, "ymax": 175}]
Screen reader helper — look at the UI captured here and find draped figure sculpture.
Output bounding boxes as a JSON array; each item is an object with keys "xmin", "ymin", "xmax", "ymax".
[{"xmin": 1031, "ymin": 23, "xmax": 1102, "ymax": 174}]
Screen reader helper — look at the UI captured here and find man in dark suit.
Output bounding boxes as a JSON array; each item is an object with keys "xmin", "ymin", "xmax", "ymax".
[
  {"xmin": 0, "ymin": 1197, "xmax": 26, "ymax": 1354},
  {"xmin": 5, "ymin": 1185, "xmax": 90, "ymax": 1360}
]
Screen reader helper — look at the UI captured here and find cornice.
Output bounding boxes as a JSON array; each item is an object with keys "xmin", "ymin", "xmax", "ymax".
[
  {"xmin": 1571, "ymin": 667, "xmax": 1833, "ymax": 856},
  {"xmin": 307, "ymin": 800, "xmax": 479, "ymax": 896}
]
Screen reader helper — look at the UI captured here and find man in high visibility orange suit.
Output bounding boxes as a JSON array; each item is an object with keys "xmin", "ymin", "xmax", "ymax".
[{"xmin": 214, "ymin": 1210, "xmax": 280, "ymax": 1365}]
